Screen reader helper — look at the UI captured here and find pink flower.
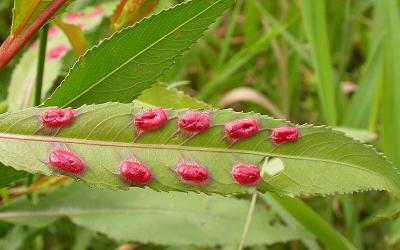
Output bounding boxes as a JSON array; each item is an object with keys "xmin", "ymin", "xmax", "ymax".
[
  {"xmin": 65, "ymin": 12, "xmax": 83, "ymax": 22},
  {"xmin": 47, "ymin": 27, "xmax": 59, "ymax": 38},
  {"xmin": 47, "ymin": 45, "xmax": 68, "ymax": 59}
]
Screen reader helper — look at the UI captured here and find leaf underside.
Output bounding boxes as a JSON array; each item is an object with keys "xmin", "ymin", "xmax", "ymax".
[
  {"xmin": 43, "ymin": 0, "xmax": 234, "ymax": 107},
  {"xmin": 0, "ymin": 101, "xmax": 398, "ymax": 198}
]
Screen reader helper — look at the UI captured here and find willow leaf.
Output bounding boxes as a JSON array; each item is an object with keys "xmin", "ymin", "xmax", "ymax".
[
  {"xmin": 0, "ymin": 182, "xmax": 312, "ymax": 246},
  {"xmin": 137, "ymin": 82, "xmax": 211, "ymax": 109},
  {"xmin": 0, "ymin": 164, "xmax": 26, "ymax": 188},
  {"xmin": 110, "ymin": 0, "xmax": 160, "ymax": 33},
  {"xmin": 43, "ymin": 0, "xmax": 234, "ymax": 107},
  {"xmin": 0, "ymin": 101, "xmax": 398, "ymax": 198}
]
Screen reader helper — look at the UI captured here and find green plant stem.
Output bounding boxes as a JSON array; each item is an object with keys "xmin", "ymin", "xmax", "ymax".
[
  {"xmin": 34, "ymin": 24, "xmax": 49, "ymax": 106},
  {"xmin": 26, "ymin": 24, "xmax": 49, "ymax": 199},
  {"xmin": 238, "ymin": 165, "xmax": 266, "ymax": 250},
  {"xmin": 238, "ymin": 190, "xmax": 258, "ymax": 250},
  {"xmin": 0, "ymin": 0, "xmax": 69, "ymax": 69}
]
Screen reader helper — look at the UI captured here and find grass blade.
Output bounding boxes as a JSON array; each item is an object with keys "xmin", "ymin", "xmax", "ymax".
[
  {"xmin": 300, "ymin": 0, "xmax": 337, "ymax": 125},
  {"xmin": 261, "ymin": 194, "xmax": 357, "ymax": 250}
]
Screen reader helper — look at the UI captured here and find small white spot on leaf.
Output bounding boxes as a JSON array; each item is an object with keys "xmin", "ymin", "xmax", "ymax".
[{"xmin": 263, "ymin": 158, "xmax": 284, "ymax": 177}]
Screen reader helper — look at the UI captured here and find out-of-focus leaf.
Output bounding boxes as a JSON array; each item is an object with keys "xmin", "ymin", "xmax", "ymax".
[
  {"xmin": 110, "ymin": 0, "xmax": 159, "ymax": 33},
  {"xmin": 54, "ymin": 17, "xmax": 88, "ymax": 58},
  {"xmin": 137, "ymin": 83, "xmax": 211, "ymax": 109},
  {"xmin": 43, "ymin": 0, "xmax": 235, "ymax": 108},
  {"xmin": 0, "ymin": 225, "xmax": 42, "ymax": 250},
  {"xmin": 332, "ymin": 127, "xmax": 377, "ymax": 143},
  {"xmin": 0, "ymin": 164, "xmax": 25, "ymax": 188},
  {"xmin": 0, "ymin": 102, "xmax": 7, "ymax": 113},
  {"xmin": 379, "ymin": 0, "xmax": 400, "ymax": 167},
  {"xmin": 7, "ymin": 3, "xmax": 114, "ymax": 111},
  {"xmin": 0, "ymin": 183, "xmax": 312, "ymax": 246},
  {"xmin": 300, "ymin": 0, "xmax": 337, "ymax": 125},
  {"xmin": 261, "ymin": 194, "xmax": 356, "ymax": 250},
  {"xmin": 343, "ymin": 40, "xmax": 383, "ymax": 128}
]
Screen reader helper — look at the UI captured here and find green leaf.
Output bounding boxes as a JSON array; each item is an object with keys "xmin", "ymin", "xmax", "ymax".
[
  {"xmin": 137, "ymin": 82, "xmax": 211, "ymax": 109},
  {"xmin": 343, "ymin": 39, "xmax": 383, "ymax": 128},
  {"xmin": 332, "ymin": 127, "xmax": 377, "ymax": 143},
  {"xmin": 0, "ymin": 164, "xmax": 26, "ymax": 188},
  {"xmin": 7, "ymin": 4, "xmax": 115, "ymax": 112},
  {"xmin": 379, "ymin": 0, "xmax": 400, "ymax": 167},
  {"xmin": 261, "ymin": 194, "xmax": 356, "ymax": 250},
  {"xmin": 0, "ymin": 101, "xmax": 398, "ymax": 198},
  {"xmin": 139, "ymin": 84, "xmax": 355, "ymax": 250},
  {"xmin": 54, "ymin": 17, "xmax": 88, "ymax": 58},
  {"xmin": 0, "ymin": 225, "xmax": 43, "ymax": 250},
  {"xmin": 43, "ymin": 0, "xmax": 234, "ymax": 108},
  {"xmin": 110, "ymin": 0, "xmax": 160, "ymax": 33},
  {"xmin": 0, "ymin": 182, "xmax": 312, "ymax": 246},
  {"xmin": 11, "ymin": 0, "xmax": 70, "ymax": 36}
]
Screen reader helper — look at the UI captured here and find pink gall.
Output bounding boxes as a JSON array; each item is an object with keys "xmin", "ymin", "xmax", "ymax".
[
  {"xmin": 178, "ymin": 111, "xmax": 210, "ymax": 133},
  {"xmin": 231, "ymin": 164, "xmax": 261, "ymax": 186},
  {"xmin": 119, "ymin": 161, "xmax": 152, "ymax": 185},
  {"xmin": 41, "ymin": 107, "xmax": 76, "ymax": 128},
  {"xmin": 48, "ymin": 150, "xmax": 85, "ymax": 175},
  {"xmin": 270, "ymin": 126, "xmax": 299, "ymax": 144},
  {"xmin": 134, "ymin": 108, "xmax": 168, "ymax": 133},
  {"xmin": 224, "ymin": 119, "xmax": 259, "ymax": 141},
  {"xmin": 176, "ymin": 162, "xmax": 208, "ymax": 185}
]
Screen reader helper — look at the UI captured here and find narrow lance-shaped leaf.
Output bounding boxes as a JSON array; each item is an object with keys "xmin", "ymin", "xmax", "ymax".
[
  {"xmin": 300, "ymin": 0, "xmax": 337, "ymax": 125},
  {"xmin": 110, "ymin": 0, "xmax": 160, "ymax": 33},
  {"xmin": 54, "ymin": 17, "xmax": 88, "ymax": 58},
  {"xmin": 43, "ymin": 0, "xmax": 234, "ymax": 108},
  {"xmin": 0, "ymin": 164, "xmax": 26, "ymax": 188},
  {"xmin": 380, "ymin": 0, "xmax": 400, "ymax": 167},
  {"xmin": 0, "ymin": 101, "xmax": 398, "ymax": 198},
  {"xmin": 0, "ymin": 183, "xmax": 312, "ymax": 246}
]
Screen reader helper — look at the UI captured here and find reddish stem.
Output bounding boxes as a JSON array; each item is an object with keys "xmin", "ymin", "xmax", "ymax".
[{"xmin": 0, "ymin": 0, "xmax": 70, "ymax": 70}]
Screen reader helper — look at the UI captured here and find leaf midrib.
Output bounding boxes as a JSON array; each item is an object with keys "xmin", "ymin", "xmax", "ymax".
[
  {"xmin": 0, "ymin": 132, "xmax": 379, "ymax": 173},
  {"xmin": 0, "ymin": 208, "xmax": 236, "ymax": 218},
  {"xmin": 59, "ymin": 0, "xmax": 224, "ymax": 107}
]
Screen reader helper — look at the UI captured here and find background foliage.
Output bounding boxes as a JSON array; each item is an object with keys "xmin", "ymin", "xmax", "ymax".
[{"xmin": 0, "ymin": 0, "xmax": 399, "ymax": 249}]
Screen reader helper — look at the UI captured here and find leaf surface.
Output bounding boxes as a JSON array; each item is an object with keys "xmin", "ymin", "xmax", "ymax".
[
  {"xmin": 43, "ymin": 0, "xmax": 234, "ymax": 107},
  {"xmin": 0, "ymin": 182, "xmax": 312, "ymax": 246},
  {"xmin": 0, "ymin": 101, "xmax": 398, "ymax": 197},
  {"xmin": 137, "ymin": 83, "xmax": 211, "ymax": 109},
  {"xmin": 0, "ymin": 164, "xmax": 26, "ymax": 188},
  {"xmin": 139, "ymin": 84, "xmax": 357, "ymax": 250},
  {"xmin": 110, "ymin": 0, "xmax": 160, "ymax": 33}
]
